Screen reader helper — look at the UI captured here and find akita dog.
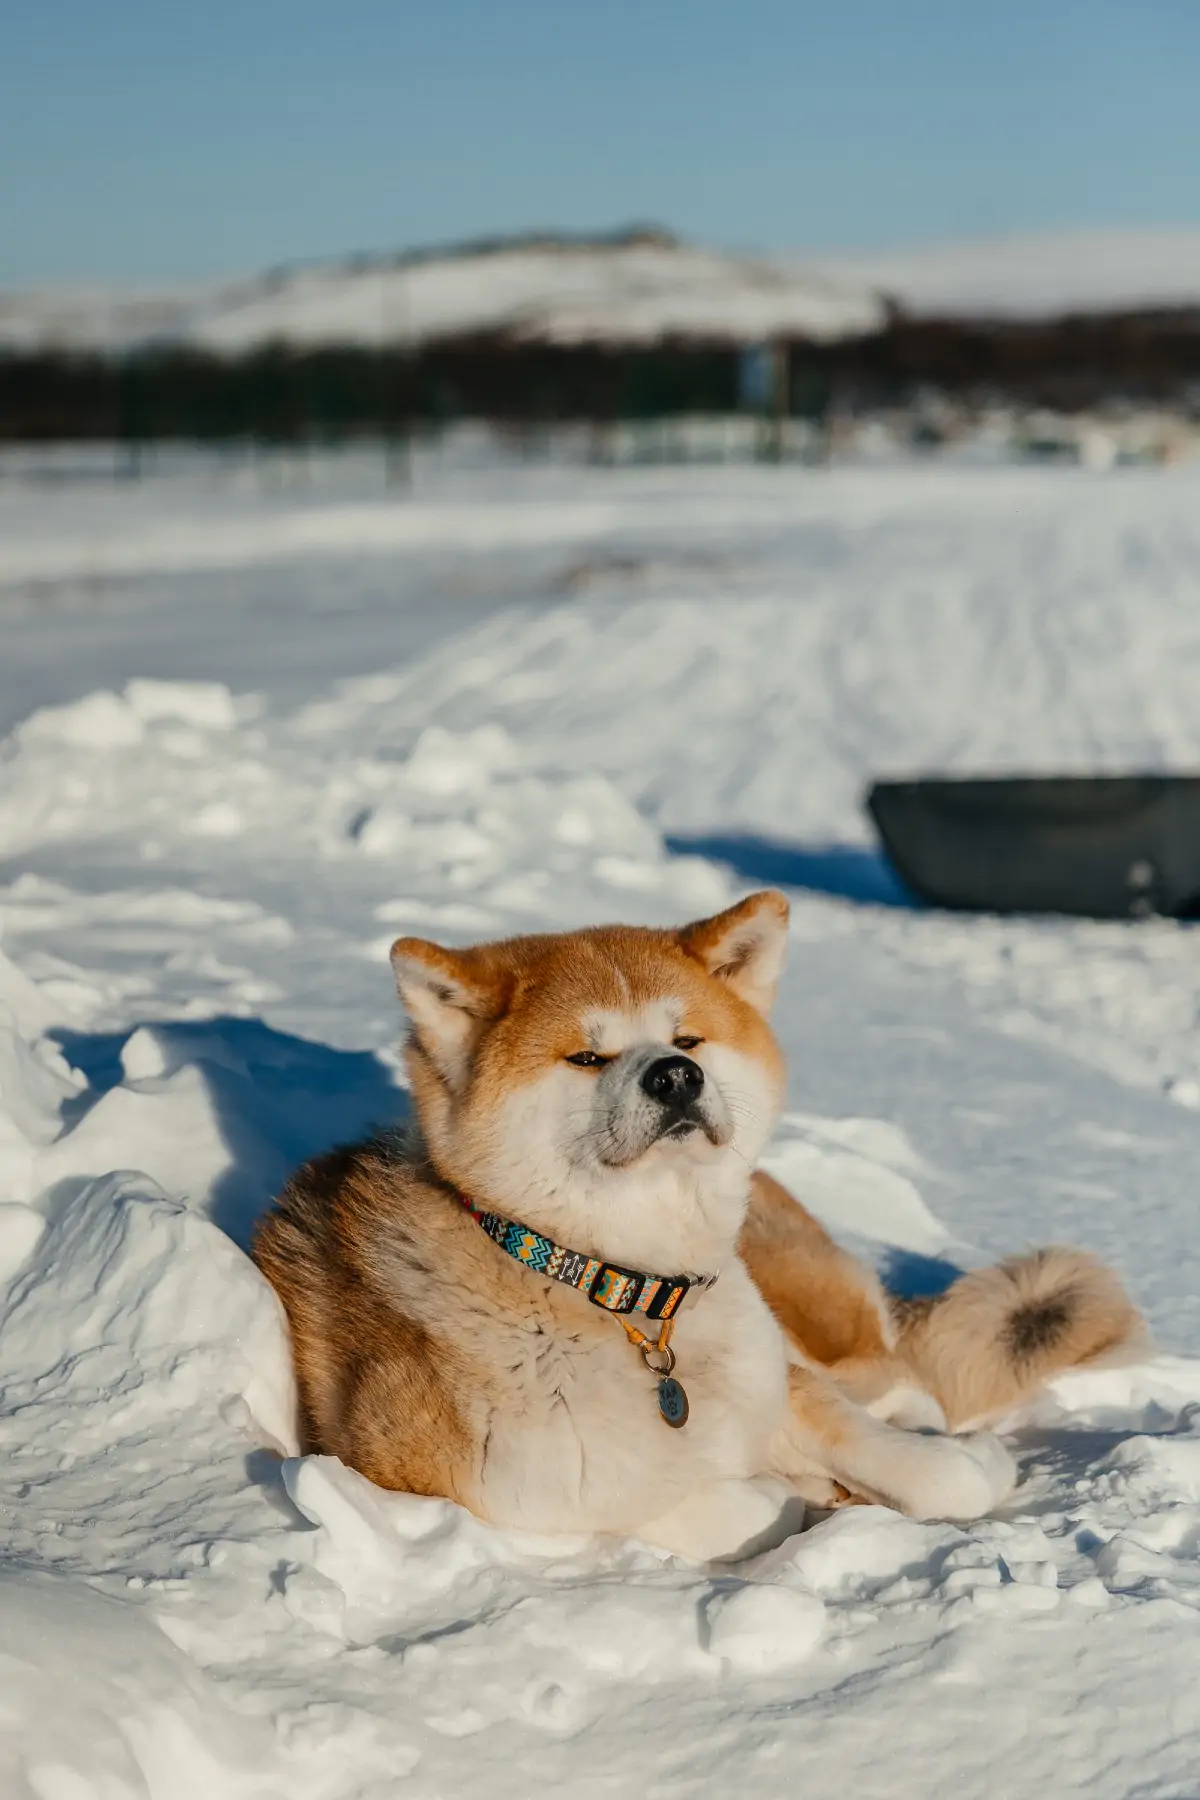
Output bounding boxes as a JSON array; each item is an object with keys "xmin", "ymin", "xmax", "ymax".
[{"xmin": 254, "ymin": 891, "xmax": 1146, "ymax": 1562}]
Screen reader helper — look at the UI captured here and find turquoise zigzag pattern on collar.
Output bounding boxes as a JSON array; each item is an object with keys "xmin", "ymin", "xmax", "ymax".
[{"xmin": 456, "ymin": 1192, "xmax": 717, "ymax": 1321}]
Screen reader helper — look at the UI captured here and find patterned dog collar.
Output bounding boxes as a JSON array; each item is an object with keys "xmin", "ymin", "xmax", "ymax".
[{"xmin": 457, "ymin": 1192, "xmax": 718, "ymax": 1321}]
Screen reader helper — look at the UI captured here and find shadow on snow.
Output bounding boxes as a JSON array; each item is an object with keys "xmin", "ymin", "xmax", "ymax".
[{"xmin": 52, "ymin": 1015, "xmax": 409, "ymax": 1252}]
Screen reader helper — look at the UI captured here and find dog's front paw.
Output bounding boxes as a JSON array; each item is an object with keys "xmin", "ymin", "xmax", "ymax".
[
  {"xmin": 856, "ymin": 1425, "xmax": 1019, "ymax": 1521},
  {"xmin": 936, "ymin": 1430, "xmax": 1018, "ymax": 1519}
]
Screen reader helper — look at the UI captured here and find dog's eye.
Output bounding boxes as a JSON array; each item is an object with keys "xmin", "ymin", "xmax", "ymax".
[
  {"xmin": 673, "ymin": 1035, "xmax": 703, "ymax": 1052},
  {"xmin": 565, "ymin": 1050, "xmax": 611, "ymax": 1069}
]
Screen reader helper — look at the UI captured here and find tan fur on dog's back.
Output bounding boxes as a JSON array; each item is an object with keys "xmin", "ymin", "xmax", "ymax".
[
  {"xmin": 894, "ymin": 1247, "xmax": 1149, "ymax": 1429},
  {"xmin": 254, "ymin": 1142, "xmax": 477, "ymax": 1500},
  {"xmin": 741, "ymin": 1172, "xmax": 893, "ymax": 1366},
  {"xmin": 741, "ymin": 1172, "xmax": 917, "ymax": 1412}
]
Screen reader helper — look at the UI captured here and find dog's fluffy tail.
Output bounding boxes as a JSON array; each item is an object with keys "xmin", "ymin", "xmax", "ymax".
[{"xmin": 895, "ymin": 1247, "xmax": 1150, "ymax": 1431}]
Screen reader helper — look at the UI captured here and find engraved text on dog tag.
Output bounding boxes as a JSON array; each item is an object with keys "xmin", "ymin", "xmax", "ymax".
[{"xmin": 657, "ymin": 1377, "xmax": 689, "ymax": 1428}]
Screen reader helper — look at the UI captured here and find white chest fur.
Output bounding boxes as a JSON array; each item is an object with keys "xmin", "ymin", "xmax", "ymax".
[{"xmin": 472, "ymin": 1261, "xmax": 790, "ymax": 1540}]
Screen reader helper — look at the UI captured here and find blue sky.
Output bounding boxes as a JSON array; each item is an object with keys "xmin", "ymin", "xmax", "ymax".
[{"xmin": 5, "ymin": 0, "xmax": 1199, "ymax": 285}]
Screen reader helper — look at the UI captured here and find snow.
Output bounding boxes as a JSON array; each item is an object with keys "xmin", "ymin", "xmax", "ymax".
[
  {"xmin": 4, "ymin": 453, "xmax": 1200, "ymax": 1795},
  {"xmin": 7, "ymin": 226, "xmax": 1200, "ymax": 361},
  {"xmin": 810, "ymin": 224, "xmax": 1200, "ymax": 320},
  {"xmin": 0, "ymin": 241, "xmax": 882, "ymax": 356}
]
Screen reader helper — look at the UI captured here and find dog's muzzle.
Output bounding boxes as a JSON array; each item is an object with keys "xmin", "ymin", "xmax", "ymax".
[
  {"xmin": 640, "ymin": 1054, "xmax": 704, "ymax": 1110},
  {"xmin": 640, "ymin": 1054, "xmax": 716, "ymax": 1142}
]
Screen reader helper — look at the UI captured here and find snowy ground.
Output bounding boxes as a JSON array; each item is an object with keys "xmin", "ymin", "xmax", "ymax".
[{"xmin": 3, "ymin": 451, "xmax": 1200, "ymax": 1798}]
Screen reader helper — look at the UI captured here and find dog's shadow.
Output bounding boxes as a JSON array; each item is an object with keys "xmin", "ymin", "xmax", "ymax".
[
  {"xmin": 1001, "ymin": 1408, "xmax": 1199, "ymax": 1541},
  {"xmin": 52, "ymin": 1015, "xmax": 410, "ymax": 1250},
  {"xmin": 877, "ymin": 1247, "xmax": 963, "ymax": 1300}
]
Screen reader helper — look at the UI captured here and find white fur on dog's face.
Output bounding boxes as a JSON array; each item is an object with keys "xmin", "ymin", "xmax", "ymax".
[
  {"xmin": 479, "ymin": 1009, "xmax": 783, "ymax": 1274},
  {"xmin": 391, "ymin": 894, "xmax": 789, "ymax": 1274},
  {"xmin": 573, "ymin": 1000, "xmax": 732, "ymax": 1166}
]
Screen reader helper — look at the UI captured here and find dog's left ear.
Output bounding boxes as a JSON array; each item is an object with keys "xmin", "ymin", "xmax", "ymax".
[{"xmin": 677, "ymin": 889, "xmax": 790, "ymax": 1017}]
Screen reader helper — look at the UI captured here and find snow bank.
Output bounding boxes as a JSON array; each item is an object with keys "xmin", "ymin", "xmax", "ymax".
[{"xmin": 0, "ymin": 680, "xmax": 730, "ymax": 934}]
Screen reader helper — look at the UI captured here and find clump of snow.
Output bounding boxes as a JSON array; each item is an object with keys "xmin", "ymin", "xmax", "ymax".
[
  {"xmin": 763, "ymin": 1114, "xmax": 951, "ymax": 1256},
  {"xmin": 17, "ymin": 688, "xmax": 148, "ymax": 750},
  {"xmin": 12, "ymin": 680, "xmax": 243, "ymax": 750},
  {"xmin": 125, "ymin": 677, "xmax": 243, "ymax": 730},
  {"xmin": 703, "ymin": 1581, "xmax": 825, "ymax": 1670},
  {"xmin": 0, "ymin": 679, "xmax": 727, "ymax": 955}
]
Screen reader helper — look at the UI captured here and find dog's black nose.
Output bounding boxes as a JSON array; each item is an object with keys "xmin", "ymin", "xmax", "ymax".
[{"xmin": 641, "ymin": 1054, "xmax": 704, "ymax": 1110}]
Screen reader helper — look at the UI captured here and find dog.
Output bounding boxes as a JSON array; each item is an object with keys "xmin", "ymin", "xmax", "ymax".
[{"xmin": 254, "ymin": 890, "xmax": 1147, "ymax": 1561}]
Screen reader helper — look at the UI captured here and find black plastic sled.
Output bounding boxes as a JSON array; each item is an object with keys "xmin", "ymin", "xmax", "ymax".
[{"xmin": 867, "ymin": 776, "xmax": 1200, "ymax": 920}]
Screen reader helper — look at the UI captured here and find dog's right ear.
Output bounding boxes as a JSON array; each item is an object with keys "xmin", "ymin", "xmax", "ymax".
[{"xmin": 390, "ymin": 939, "xmax": 507, "ymax": 1090}]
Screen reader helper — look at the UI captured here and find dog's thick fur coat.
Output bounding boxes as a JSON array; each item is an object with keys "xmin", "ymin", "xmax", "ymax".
[{"xmin": 255, "ymin": 893, "xmax": 1146, "ymax": 1561}]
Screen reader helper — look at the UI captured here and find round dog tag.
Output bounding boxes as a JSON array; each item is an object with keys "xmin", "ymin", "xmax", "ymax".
[{"xmin": 657, "ymin": 1377, "xmax": 689, "ymax": 1428}]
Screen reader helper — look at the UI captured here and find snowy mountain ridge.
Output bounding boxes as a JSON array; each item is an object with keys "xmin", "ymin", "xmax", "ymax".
[
  {"xmin": 815, "ymin": 223, "xmax": 1200, "ymax": 321},
  {"xmin": 0, "ymin": 233, "xmax": 883, "ymax": 356},
  {"xmin": 7, "ymin": 224, "xmax": 1200, "ymax": 359}
]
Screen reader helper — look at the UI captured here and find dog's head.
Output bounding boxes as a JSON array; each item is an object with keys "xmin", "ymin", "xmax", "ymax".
[{"xmin": 390, "ymin": 892, "xmax": 788, "ymax": 1272}]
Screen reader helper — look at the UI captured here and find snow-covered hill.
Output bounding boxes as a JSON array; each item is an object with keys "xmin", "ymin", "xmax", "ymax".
[
  {"xmin": 0, "ymin": 235, "xmax": 883, "ymax": 356},
  {"xmin": 6, "ymin": 226, "xmax": 1200, "ymax": 360},
  {"xmin": 812, "ymin": 224, "xmax": 1200, "ymax": 320}
]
